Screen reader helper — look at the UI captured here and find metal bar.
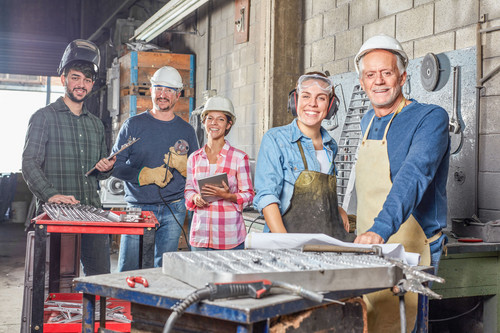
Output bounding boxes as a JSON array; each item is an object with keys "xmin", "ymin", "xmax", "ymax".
[
  {"xmin": 479, "ymin": 64, "xmax": 500, "ymax": 85},
  {"xmin": 142, "ymin": 227, "xmax": 156, "ymax": 268},
  {"xmin": 479, "ymin": 25, "xmax": 500, "ymax": 33},
  {"xmin": 46, "ymin": 225, "xmax": 146, "ymax": 235},
  {"xmin": 99, "ymin": 296, "xmax": 107, "ymax": 329},
  {"xmin": 31, "ymin": 225, "xmax": 47, "ymax": 333},
  {"xmin": 82, "ymin": 293, "xmax": 96, "ymax": 333},
  {"xmin": 49, "ymin": 233, "xmax": 61, "ymax": 292}
]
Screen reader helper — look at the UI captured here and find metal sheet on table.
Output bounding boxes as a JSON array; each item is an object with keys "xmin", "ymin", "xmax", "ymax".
[{"xmin": 162, "ymin": 249, "xmax": 403, "ymax": 292}]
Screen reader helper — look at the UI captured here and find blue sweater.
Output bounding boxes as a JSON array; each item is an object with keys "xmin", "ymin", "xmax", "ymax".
[
  {"xmin": 360, "ymin": 100, "xmax": 450, "ymax": 241},
  {"xmin": 112, "ymin": 111, "xmax": 199, "ymax": 204}
]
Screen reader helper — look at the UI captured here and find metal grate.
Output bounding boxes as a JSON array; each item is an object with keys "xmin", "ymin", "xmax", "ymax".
[{"xmin": 162, "ymin": 249, "xmax": 403, "ymax": 292}]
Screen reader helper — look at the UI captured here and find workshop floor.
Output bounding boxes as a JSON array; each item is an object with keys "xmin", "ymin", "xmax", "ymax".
[{"xmin": 0, "ymin": 222, "xmax": 26, "ymax": 333}]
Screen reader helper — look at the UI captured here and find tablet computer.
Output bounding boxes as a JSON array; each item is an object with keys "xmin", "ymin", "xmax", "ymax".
[{"xmin": 197, "ymin": 173, "xmax": 228, "ymax": 202}]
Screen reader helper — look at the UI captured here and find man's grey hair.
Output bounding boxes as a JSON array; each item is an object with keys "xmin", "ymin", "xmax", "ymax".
[{"xmin": 358, "ymin": 50, "xmax": 406, "ymax": 77}]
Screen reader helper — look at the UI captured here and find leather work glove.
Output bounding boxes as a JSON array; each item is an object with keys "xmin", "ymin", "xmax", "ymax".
[
  {"xmin": 164, "ymin": 147, "xmax": 188, "ymax": 177},
  {"xmin": 138, "ymin": 166, "xmax": 173, "ymax": 187}
]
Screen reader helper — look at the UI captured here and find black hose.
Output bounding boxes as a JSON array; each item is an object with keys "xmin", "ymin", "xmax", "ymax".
[
  {"xmin": 158, "ymin": 187, "xmax": 190, "ymax": 251},
  {"xmin": 163, "ymin": 287, "xmax": 211, "ymax": 333}
]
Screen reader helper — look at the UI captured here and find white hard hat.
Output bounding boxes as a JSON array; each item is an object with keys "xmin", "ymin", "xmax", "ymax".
[
  {"xmin": 354, "ymin": 34, "xmax": 408, "ymax": 74},
  {"xmin": 150, "ymin": 66, "xmax": 183, "ymax": 89},
  {"xmin": 201, "ymin": 96, "xmax": 236, "ymax": 124}
]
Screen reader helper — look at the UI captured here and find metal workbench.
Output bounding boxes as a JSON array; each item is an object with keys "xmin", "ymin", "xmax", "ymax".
[
  {"xmin": 73, "ymin": 267, "xmax": 379, "ymax": 332},
  {"xmin": 432, "ymin": 231, "xmax": 500, "ymax": 332}
]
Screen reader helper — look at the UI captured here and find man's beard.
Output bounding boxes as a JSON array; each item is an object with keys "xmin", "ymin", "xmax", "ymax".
[
  {"xmin": 153, "ymin": 98, "xmax": 174, "ymax": 112},
  {"xmin": 66, "ymin": 87, "xmax": 88, "ymax": 103}
]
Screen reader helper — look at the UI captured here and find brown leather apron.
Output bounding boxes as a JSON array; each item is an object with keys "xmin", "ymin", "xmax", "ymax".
[
  {"xmin": 282, "ymin": 141, "xmax": 353, "ymax": 242},
  {"xmin": 355, "ymin": 98, "xmax": 431, "ymax": 332}
]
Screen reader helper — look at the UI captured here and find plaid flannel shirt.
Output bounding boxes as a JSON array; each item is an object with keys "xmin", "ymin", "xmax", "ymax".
[
  {"xmin": 185, "ymin": 141, "xmax": 254, "ymax": 249},
  {"xmin": 22, "ymin": 97, "xmax": 111, "ymax": 209}
]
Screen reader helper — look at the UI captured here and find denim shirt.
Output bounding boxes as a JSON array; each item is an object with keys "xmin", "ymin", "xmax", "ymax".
[{"xmin": 253, "ymin": 119, "xmax": 338, "ymax": 228}]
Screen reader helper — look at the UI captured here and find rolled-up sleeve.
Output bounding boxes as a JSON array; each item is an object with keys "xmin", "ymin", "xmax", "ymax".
[
  {"xmin": 184, "ymin": 153, "xmax": 198, "ymax": 211},
  {"xmin": 253, "ymin": 132, "xmax": 285, "ymax": 213},
  {"xmin": 234, "ymin": 154, "xmax": 254, "ymax": 211}
]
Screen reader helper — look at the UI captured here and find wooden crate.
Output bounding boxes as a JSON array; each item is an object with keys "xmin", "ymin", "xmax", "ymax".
[{"xmin": 116, "ymin": 51, "xmax": 195, "ymax": 130}]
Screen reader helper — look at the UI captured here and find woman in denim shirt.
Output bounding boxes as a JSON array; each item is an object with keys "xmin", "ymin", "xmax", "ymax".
[{"xmin": 253, "ymin": 73, "xmax": 351, "ymax": 240}]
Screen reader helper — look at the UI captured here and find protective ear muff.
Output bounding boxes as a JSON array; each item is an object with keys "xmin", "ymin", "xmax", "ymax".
[
  {"xmin": 288, "ymin": 88, "xmax": 339, "ymax": 119},
  {"xmin": 326, "ymin": 94, "xmax": 339, "ymax": 119},
  {"xmin": 287, "ymin": 89, "xmax": 298, "ymax": 117}
]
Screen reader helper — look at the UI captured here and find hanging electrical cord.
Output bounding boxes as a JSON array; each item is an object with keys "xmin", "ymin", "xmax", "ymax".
[
  {"xmin": 157, "ymin": 150, "xmax": 190, "ymax": 250},
  {"xmin": 158, "ymin": 187, "xmax": 190, "ymax": 251},
  {"xmin": 428, "ymin": 301, "xmax": 481, "ymax": 323},
  {"xmin": 162, "ymin": 280, "xmax": 340, "ymax": 333},
  {"xmin": 246, "ymin": 214, "xmax": 264, "ymax": 233}
]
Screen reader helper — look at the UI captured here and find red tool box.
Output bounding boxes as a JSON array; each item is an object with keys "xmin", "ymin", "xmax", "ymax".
[{"xmin": 43, "ymin": 293, "xmax": 131, "ymax": 332}]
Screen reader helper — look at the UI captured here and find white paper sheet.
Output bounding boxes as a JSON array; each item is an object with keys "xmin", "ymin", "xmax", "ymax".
[{"xmin": 245, "ymin": 233, "xmax": 420, "ymax": 266}]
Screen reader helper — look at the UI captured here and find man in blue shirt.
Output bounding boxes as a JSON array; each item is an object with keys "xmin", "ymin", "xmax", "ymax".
[
  {"xmin": 353, "ymin": 34, "xmax": 450, "ymax": 332},
  {"xmin": 112, "ymin": 66, "xmax": 198, "ymax": 270}
]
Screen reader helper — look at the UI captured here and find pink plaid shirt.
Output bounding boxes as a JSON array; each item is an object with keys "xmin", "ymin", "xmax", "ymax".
[{"xmin": 185, "ymin": 141, "xmax": 254, "ymax": 249}]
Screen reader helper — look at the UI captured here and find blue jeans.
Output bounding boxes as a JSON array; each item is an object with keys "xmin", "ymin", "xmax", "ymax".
[
  {"xmin": 80, "ymin": 234, "xmax": 110, "ymax": 276},
  {"xmin": 412, "ymin": 232, "xmax": 448, "ymax": 332},
  {"xmin": 191, "ymin": 242, "xmax": 245, "ymax": 251},
  {"xmin": 117, "ymin": 199, "xmax": 187, "ymax": 271},
  {"xmin": 429, "ymin": 232, "xmax": 448, "ymax": 275}
]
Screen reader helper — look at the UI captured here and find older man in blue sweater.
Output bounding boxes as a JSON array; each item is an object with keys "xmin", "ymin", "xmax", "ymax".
[{"xmin": 353, "ymin": 35, "xmax": 450, "ymax": 332}]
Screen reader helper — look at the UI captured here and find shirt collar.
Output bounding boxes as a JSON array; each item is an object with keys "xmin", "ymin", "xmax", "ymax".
[
  {"xmin": 200, "ymin": 140, "xmax": 232, "ymax": 158},
  {"xmin": 53, "ymin": 96, "xmax": 90, "ymax": 116},
  {"xmin": 289, "ymin": 118, "xmax": 334, "ymax": 145}
]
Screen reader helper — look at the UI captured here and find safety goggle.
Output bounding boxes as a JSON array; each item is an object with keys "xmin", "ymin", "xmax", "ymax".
[
  {"xmin": 297, "ymin": 74, "xmax": 333, "ymax": 95},
  {"xmin": 153, "ymin": 85, "xmax": 181, "ymax": 95}
]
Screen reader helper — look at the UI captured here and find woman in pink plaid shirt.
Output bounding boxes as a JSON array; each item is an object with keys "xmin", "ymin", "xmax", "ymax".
[{"xmin": 184, "ymin": 96, "xmax": 255, "ymax": 250}]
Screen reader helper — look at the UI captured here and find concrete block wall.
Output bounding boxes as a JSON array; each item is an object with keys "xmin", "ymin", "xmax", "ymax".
[
  {"xmin": 303, "ymin": 0, "xmax": 500, "ymax": 220},
  {"xmin": 303, "ymin": 0, "xmax": 481, "ymax": 75},
  {"xmin": 174, "ymin": 0, "xmax": 262, "ymax": 160}
]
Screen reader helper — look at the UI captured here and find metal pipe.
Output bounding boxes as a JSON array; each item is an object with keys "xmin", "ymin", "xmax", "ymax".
[
  {"xmin": 205, "ymin": 1, "xmax": 211, "ymax": 91},
  {"xmin": 45, "ymin": 76, "xmax": 51, "ymax": 106},
  {"xmin": 399, "ymin": 295, "xmax": 406, "ymax": 333},
  {"xmin": 479, "ymin": 64, "xmax": 500, "ymax": 85},
  {"xmin": 475, "ymin": 21, "xmax": 482, "ymax": 216},
  {"xmin": 479, "ymin": 25, "xmax": 500, "ymax": 33}
]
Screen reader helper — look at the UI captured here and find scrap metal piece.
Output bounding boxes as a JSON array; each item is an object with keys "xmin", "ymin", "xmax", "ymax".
[
  {"xmin": 393, "ymin": 278, "xmax": 443, "ymax": 299},
  {"xmin": 42, "ymin": 203, "xmax": 121, "ymax": 222}
]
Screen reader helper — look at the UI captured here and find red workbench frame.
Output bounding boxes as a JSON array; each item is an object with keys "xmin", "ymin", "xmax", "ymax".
[{"xmin": 30, "ymin": 211, "xmax": 159, "ymax": 333}]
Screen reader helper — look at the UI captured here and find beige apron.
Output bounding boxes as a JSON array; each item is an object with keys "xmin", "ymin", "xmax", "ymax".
[{"xmin": 355, "ymin": 98, "xmax": 431, "ymax": 333}]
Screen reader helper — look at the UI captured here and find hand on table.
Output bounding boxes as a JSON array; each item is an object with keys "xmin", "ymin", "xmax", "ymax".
[
  {"xmin": 354, "ymin": 231, "xmax": 384, "ymax": 244},
  {"xmin": 48, "ymin": 194, "xmax": 80, "ymax": 205}
]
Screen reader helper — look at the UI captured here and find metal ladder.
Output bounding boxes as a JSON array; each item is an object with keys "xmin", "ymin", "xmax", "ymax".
[{"xmin": 335, "ymin": 84, "xmax": 371, "ymax": 207}]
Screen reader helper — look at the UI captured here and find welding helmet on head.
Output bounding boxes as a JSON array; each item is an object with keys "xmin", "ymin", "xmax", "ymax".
[
  {"xmin": 288, "ymin": 73, "xmax": 339, "ymax": 119},
  {"xmin": 58, "ymin": 39, "xmax": 100, "ymax": 75},
  {"xmin": 150, "ymin": 66, "xmax": 184, "ymax": 90},
  {"xmin": 201, "ymin": 96, "xmax": 236, "ymax": 124},
  {"xmin": 354, "ymin": 34, "xmax": 408, "ymax": 74}
]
